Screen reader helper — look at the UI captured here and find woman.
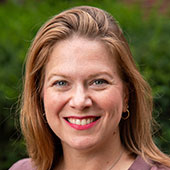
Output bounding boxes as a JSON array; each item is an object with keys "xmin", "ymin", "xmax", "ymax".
[{"xmin": 10, "ymin": 5, "xmax": 170, "ymax": 170}]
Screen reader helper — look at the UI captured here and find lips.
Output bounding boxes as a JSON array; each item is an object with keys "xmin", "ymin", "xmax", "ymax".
[{"xmin": 64, "ymin": 116, "xmax": 100, "ymax": 130}]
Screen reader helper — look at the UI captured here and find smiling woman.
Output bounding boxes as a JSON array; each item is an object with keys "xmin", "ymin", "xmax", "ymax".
[
  {"xmin": 10, "ymin": 5, "xmax": 170, "ymax": 170},
  {"xmin": 43, "ymin": 37, "xmax": 125, "ymax": 153}
]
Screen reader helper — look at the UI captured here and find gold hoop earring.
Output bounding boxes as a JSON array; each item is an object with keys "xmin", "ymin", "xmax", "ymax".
[{"xmin": 122, "ymin": 108, "xmax": 130, "ymax": 120}]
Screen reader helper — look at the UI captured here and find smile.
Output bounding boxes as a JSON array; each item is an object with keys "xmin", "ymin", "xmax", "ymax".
[
  {"xmin": 64, "ymin": 116, "xmax": 100, "ymax": 130},
  {"xmin": 67, "ymin": 117, "xmax": 98, "ymax": 125}
]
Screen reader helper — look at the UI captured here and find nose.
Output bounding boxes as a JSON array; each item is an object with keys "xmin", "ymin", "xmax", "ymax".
[{"xmin": 69, "ymin": 85, "xmax": 92, "ymax": 110}]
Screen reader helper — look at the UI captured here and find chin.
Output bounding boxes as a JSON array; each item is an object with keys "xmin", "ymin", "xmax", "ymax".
[{"xmin": 63, "ymin": 136, "xmax": 99, "ymax": 151}]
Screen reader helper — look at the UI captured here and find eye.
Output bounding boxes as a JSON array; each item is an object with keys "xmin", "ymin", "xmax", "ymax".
[
  {"xmin": 89, "ymin": 79, "xmax": 110, "ymax": 90},
  {"xmin": 93, "ymin": 79, "xmax": 109, "ymax": 85},
  {"xmin": 53, "ymin": 80, "xmax": 69, "ymax": 88}
]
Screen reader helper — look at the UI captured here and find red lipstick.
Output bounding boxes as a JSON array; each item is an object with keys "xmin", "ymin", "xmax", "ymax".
[{"xmin": 64, "ymin": 116, "xmax": 100, "ymax": 130}]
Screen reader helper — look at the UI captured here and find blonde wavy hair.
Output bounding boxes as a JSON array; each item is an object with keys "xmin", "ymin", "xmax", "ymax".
[{"xmin": 20, "ymin": 5, "xmax": 170, "ymax": 170}]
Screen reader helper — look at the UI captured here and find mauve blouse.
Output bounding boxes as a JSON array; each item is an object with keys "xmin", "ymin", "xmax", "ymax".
[{"xmin": 9, "ymin": 155, "xmax": 170, "ymax": 170}]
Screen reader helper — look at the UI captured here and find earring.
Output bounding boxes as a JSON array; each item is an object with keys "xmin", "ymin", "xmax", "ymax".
[{"xmin": 122, "ymin": 107, "xmax": 130, "ymax": 120}]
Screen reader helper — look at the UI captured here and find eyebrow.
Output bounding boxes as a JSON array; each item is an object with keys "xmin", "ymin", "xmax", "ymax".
[
  {"xmin": 87, "ymin": 72, "xmax": 114, "ymax": 79},
  {"xmin": 47, "ymin": 73, "xmax": 70, "ymax": 82},
  {"xmin": 47, "ymin": 71, "xmax": 114, "ymax": 82}
]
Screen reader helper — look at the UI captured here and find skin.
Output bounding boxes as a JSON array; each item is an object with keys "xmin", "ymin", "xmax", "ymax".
[{"xmin": 43, "ymin": 36, "xmax": 134, "ymax": 170}]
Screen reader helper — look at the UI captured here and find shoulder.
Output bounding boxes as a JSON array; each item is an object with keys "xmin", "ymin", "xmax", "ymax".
[
  {"xmin": 151, "ymin": 165, "xmax": 170, "ymax": 170},
  {"xmin": 129, "ymin": 155, "xmax": 170, "ymax": 170},
  {"xmin": 9, "ymin": 158, "xmax": 36, "ymax": 170},
  {"xmin": 129, "ymin": 155, "xmax": 152, "ymax": 170}
]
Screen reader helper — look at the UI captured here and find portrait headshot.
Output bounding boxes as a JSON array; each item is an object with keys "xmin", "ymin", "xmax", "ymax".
[{"xmin": 0, "ymin": 1, "xmax": 169, "ymax": 170}]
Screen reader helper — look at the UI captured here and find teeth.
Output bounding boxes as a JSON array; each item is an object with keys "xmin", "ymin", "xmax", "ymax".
[
  {"xmin": 76, "ymin": 119, "xmax": 80, "ymax": 125},
  {"xmin": 81, "ymin": 119, "xmax": 86, "ymax": 125},
  {"xmin": 87, "ymin": 119, "xmax": 91, "ymax": 124},
  {"xmin": 67, "ymin": 118, "xmax": 96, "ymax": 125}
]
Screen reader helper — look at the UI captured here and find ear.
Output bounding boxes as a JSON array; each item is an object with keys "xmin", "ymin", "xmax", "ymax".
[{"xmin": 123, "ymin": 83, "xmax": 129, "ymax": 112}]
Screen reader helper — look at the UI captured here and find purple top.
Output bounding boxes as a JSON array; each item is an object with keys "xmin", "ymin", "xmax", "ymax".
[{"xmin": 9, "ymin": 155, "xmax": 170, "ymax": 170}]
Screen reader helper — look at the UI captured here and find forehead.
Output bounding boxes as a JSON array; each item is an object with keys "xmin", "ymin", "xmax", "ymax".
[
  {"xmin": 47, "ymin": 36, "xmax": 118, "ymax": 68},
  {"xmin": 43, "ymin": 36, "xmax": 123, "ymax": 84}
]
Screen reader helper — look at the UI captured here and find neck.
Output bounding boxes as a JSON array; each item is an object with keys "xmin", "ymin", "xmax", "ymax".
[{"xmin": 57, "ymin": 131, "xmax": 128, "ymax": 170}]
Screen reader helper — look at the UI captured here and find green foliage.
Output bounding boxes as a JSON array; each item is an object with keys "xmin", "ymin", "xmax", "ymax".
[{"xmin": 0, "ymin": 0, "xmax": 169, "ymax": 169}]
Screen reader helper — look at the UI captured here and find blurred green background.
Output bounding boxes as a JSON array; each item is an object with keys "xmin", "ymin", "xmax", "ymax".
[{"xmin": 0, "ymin": 0, "xmax": 170, "ymax": 169}]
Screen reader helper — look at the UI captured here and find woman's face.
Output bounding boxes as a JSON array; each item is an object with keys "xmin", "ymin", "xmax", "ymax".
[{"xmin": 43, "ymin": 37, "xmax": 128, "ymax": 151}]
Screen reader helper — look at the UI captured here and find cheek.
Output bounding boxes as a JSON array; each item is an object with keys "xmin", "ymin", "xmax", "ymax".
[
  {"xmin": 97, "ymin": 89, "xmax": 124, "ymax": 113},
  {"xmin": 95, "ymin": 89, "xmax": 124, "ymax": 126},
  {"xmin": 43, "ymin": 90, "xmax": 66, "ymax": 118}
]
